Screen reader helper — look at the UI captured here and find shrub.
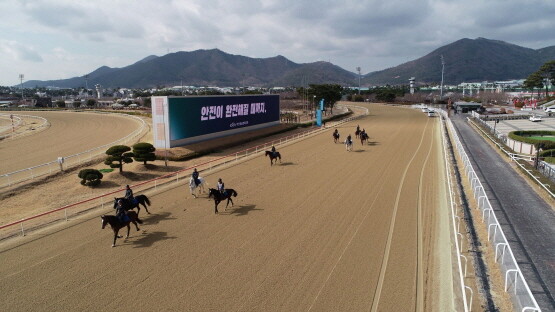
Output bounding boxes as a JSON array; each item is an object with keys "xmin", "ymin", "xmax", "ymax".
[
  {"xmin": 508, "ymin": 131, "xmax": 555, "ymax": 150},
  {"xmin": 78, "ymin": 169, "xmax": 103, "ymax": 187}
]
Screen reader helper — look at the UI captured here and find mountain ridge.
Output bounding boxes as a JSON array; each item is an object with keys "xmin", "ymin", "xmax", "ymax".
[{"xmin": 20, "ymin": 38, "xmax": 555, "ymax": 88}]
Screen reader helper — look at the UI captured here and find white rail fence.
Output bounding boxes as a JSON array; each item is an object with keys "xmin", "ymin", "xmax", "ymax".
[
  {"xmin": 0, "ymin": 105, "xmax": 368, "ymax": 239},
  {"xmin": 0, "ymin": 113, "xmax": 48, "ymax": 140},
  {"xmin": 437, "ymin": 109, "xmax": 541, "ymax": 312},
  {"xmin": 436, "ymin": 110, "xmax": 472, "ymax": 311},
  {"xmin": 0, "ymin": 113, "xmax": 148, "ymax": 189}
]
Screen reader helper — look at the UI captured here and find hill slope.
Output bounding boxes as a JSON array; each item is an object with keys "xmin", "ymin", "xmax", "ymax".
[{"xmin": 364, "ymin": 38, "xmax": 555, "ymax": 85}]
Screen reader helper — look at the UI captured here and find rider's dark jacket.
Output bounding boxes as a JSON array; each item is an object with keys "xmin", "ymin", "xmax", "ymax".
[{"xmin": 124, "ymin": 188, "xmax": 133, "ymax": 200}]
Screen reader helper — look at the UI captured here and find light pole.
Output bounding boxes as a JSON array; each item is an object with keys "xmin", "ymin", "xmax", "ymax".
[
  {"xmin": 440, "ymin": 55, "xmax": 445, "ymax": 99},
  {"xmin": 356, "ymin": 67, "xmax": 361, "ymax": 95},
  {"xmin": 19, "ymin": 74, "xmax": 24, "ymax": 103}
]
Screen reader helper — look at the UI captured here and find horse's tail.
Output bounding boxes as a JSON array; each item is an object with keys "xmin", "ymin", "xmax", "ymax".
[
  {"xmin": 231, "ymin": 190, "xmax": 238, "ymax": 197},
  {"xmin": 136, "ymin": 217, "xmax": 143, "ymax": 224},
  {"xmin": 143, "ymin": 195, "xmax": 151, "ymax": 206}
]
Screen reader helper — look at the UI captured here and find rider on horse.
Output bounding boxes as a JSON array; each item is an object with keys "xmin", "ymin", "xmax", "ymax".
[
  {"xmin": 192, "ymin": 168, "xmax": 200, "ymax": 186},
  {"xmin": 217, "ymin": 178, "xmax": 226, "ymax": 196},
  {"xmin": 271, "ymin": 145, "xmax": 277, "ymax": 158},
  {"xmin": 356, "ymin": 125, "xmax": 360, "ymax": 133},
  {"xmin": 347, "ymin": 134, "xmax": 352, "ymax": 144},
  {"xmin": 124, "ymin": 185, "xmax": 136, "ymax": 205},
  {"xmin": 334, "ymin": 129, "xmax": 339, "ymax": 136},
  {"xmin": 115, "ymin": 199, "xmax": 130, "ymax": 223}
]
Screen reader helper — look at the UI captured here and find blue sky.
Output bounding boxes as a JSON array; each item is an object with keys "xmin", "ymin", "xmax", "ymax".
[{"xmin": 1, "ymin": 0, "xmax": 555, "ymax": 86}]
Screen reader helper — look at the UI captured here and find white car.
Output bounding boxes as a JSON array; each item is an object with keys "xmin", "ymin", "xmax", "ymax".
[
  {"xmin": 545, "ymin": 106, "xmax": 555, "ymax": 113},
  {"xmin": 427, "ymin": 111, "xmax": 435, "ymax": 117},
  {"xmin": 529, "ymin": 115, "xmax": 542, "ymax": 122}
]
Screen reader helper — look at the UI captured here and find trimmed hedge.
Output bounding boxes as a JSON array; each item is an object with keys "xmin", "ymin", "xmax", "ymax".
[
  {"xmin": 78, "ymin": 169, "xmax": 103, "ymax": 187},
  {"xmin": 508, "ymin": 131, "xmax": 555, "ymax": 150},
  {"xmin": 539, "ymin": 149, "xmax": 555, "ymax": 157}
]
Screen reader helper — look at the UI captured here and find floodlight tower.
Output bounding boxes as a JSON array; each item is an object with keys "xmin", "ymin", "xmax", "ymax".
[
  {"xmin": 356, "ymin": 67, "xmax": 362, "ymax": 95},
  {"xmin": 19, "ymin": 74, "xmax": 24, "ymax": 102},
  {"xmin": 440, "ymin": 55, "xmax": 445, "ymax": 98}
]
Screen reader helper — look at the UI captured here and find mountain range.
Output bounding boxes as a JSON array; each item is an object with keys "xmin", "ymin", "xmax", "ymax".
[{"xmin": 21, "ymin": 38, "xmax": 555, "ymax": 89}]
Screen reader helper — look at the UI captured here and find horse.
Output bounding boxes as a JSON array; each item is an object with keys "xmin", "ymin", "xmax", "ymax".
[
  {"xmin": 355, "ymin": 128, "xmax": 361, "ymax": 138},
  {"xmin": 189, "ymin": 176, "xmax": 207, "ymax": 198},
  {"xmin": 333, "ymin": 131, "xmax": 340, "ymax": 143},
  {"xmin": 345, "ymin": 138, "xmax": 353, "ymax": 151},
  {"xmin": 113, "ymin": 195, "xmax": 151, "ymax": 215},
  {"xmin": 265, "ymin": 150, "xmax": 281, "ymax": 166},
  {"xmin": 101, "ymin": 211, "xmax": 143, "ymax": 247},
  {"xmin": 360, "ymin": 132, "xmax": 369, "ymax": 145},
  {"xmin": 208, "ymin": 188, "xmax": 238, "ymax": 214}
]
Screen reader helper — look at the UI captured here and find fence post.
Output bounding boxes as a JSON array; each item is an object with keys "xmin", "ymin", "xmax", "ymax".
[{"xmin": 20, "ymin": 222, "xmax": 25, "ymax": 236}]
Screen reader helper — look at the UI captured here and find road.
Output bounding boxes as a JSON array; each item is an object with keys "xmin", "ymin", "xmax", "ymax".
[
  {"xmin": 0, "ymin": 105, "xmax": 455, "ymax": 311},
  {"xmin": 451, "ymin": 114, "xmax": 555, "ymax": 311}
]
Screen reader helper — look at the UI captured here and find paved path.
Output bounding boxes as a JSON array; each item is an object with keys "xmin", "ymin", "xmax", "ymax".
[{"xmin": 451, "ymin": 114, "xmax": 555, "ymax": 311}]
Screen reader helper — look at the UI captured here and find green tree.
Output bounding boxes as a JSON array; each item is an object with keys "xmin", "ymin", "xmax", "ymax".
[
  {"xmin": 55, "ymin": 100, "xmax": 66, "ymax": 108},
  {"xmin": 132, "ymin": 142, "xmax": 156, "ymax": 165},
  {"xmin": 524, "ymin": 72, "xmax": 544, "ymax": 97},
  {"xmin": 86, "ymin": 99, "xmax": 97, "ymax": 108},
  {"xmin": 73, "ymin": 100, "xmax": 81, "ymax": 108},
  {"xmin": 307, "ymin": 84, "xmax": 343, "ymax": 114},
  {"xmin": 104, "ymin": 145, "xmax": 134, "ymax": 173},
  {"xmin": 78, "ymin": 169, "xmax": 103, "ymax": 187}
]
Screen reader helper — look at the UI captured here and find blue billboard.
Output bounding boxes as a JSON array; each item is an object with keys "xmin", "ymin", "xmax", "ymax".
[{"xmin": 152, "ymin": 95, "xmax": 280, "ymax": 148}]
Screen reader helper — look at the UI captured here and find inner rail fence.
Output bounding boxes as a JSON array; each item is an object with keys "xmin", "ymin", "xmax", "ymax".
[
  {"xmin": 0, "ymin": 112, "xmax": 148, "ymax": 189},
  {"xmin": 0, "ymin": 105, "xmax": 368, "ymax": 240},
  {"xmin": 0, "ymin": 113, "xmax": 47, "ymax": 140},
  {"xmin": 436, "ymin": 109, "xmax": 541, "ymax": 312}
]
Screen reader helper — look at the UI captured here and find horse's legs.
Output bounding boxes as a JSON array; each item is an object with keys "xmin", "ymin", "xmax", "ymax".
[
  {"xmin": 142, "ymin": 202, "xmax": 150, "ymax": 214},
  {"xmin": 226, "ymin": 198, "xmax": 234, "ymax": 208},
  {"xmin": 112, "ymin": 229, "xmax": 120, "ymax": 247},
  {"xmin": 126, "ymin": 224, "xmax": 131, "ymax": 238},
  {"xmin": 215, "ymin": 200, "xmax": 219, "ymax": 214}
]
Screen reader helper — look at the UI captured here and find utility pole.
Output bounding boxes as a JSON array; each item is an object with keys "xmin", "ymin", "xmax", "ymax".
[
  {"xmin": 356, "ymin": 67, "xmax": 361, "ymax": 95},
  {"xmin": 440, "ymin": 55, "xmax": 445, "ymax": 99}
]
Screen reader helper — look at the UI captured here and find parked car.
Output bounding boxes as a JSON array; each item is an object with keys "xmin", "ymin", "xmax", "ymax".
[
  {"xmin": 544, "ymin": 106, "xmax": 555, "ymax": 112},
  {"xmin": 529, "ymin": 115, "xmax": 542, "ymax": 122}
]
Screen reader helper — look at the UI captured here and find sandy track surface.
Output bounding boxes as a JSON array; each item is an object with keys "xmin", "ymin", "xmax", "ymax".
[
  {"xmin": 0, "ymin": 105, "xmax": 451, "ymax": 311},
  {"xmin": 0, "ymin": 111, "xmax": 141, "ymax": 175}
]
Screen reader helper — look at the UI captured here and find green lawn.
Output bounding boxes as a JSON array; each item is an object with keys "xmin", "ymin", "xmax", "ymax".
[{"xmin": 529, "ymin": 136, "xmax": 555, "ymax": 142}]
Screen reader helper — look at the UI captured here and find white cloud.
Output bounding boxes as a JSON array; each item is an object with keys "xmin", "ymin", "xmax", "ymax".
[{"xmin": 1, "ymin": 0, "xmax": 555, "ymax": 85}]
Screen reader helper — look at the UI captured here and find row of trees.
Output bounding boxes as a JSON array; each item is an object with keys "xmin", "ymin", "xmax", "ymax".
[
  {"xmin": 524, "ymin": 60, "xmax": 555, "ymax": 97},
  {"xmin": 55, "ymin": 99, "xmax": 98, "ymax": 108},
  {"xmin": 79, "ymin": 142, "xmax": 156, "ymax": 186}
]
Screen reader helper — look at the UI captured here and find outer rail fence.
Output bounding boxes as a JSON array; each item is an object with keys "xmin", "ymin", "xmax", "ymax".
[
  {"xmin": 437, "ymin": 109, "xmax": 541, "ymax": 312},
  {"xmin": 0, "ymin": 113, "xmax": 148, "ymax": 189},
  {"xmin": 435, "ymin": 109, "xmax": 472, "ymax": 311},
  {"xmin": 0, "ymin": 104, "xmax": 368, "ymax": 240},
  {"xmin": 0, "ymin": 114, "xmax": 48, "ymax": 140}
]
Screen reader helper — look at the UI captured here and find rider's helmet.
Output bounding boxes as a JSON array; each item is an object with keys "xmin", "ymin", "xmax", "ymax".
[
  {"xmin": 218, "ymin": 178, "xmax": 222, "ymax": 182},
  {"xmin": 126, "ymin": 184, "xmax": 130, "ymax": 189}
]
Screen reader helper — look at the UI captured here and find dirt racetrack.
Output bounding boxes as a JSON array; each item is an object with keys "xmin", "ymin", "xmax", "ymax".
[
  {"xmin": 0, "ymin": 111, "xmax": 142, "ymax": 175},
  {"xmin": 0, "ymin": 104, "xmax": 454, "ymax": 311}
]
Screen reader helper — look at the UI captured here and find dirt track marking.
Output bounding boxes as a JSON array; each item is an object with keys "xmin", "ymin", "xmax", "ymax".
[{"xmin": 369, "ymin": 117, "xmax": 432, "ymax": 312}]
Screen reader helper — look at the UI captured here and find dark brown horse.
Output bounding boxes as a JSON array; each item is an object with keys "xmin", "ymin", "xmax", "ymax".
[
  {"xmin": 208, "ymin": 188, "xmax": 238, "ymax": 214},
  {"xmin": 333, "ymin": 131, "xmax": 340, "ymax": 143},
  {"xmin": 355, "ymin": 128, "xmax": 361, "ymax": 138},
  {"xmin": 113, "ymin": 195, "xmax": 151, "ymax": 215},
  {"xmin": 101, "ymin": 211, "xmax": 143, "ymax": 247},
  {"xmin": 265, "ymin": 150, "xmax": 281, "ymax": 165},
  {"xmin": 360, "ymin": 132, "xmax": 369, "ymax": 145}
]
